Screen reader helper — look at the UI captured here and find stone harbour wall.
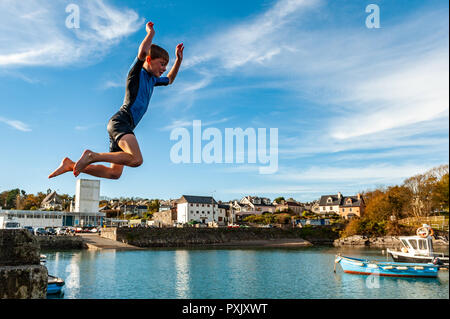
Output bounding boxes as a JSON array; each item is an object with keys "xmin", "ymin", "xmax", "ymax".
[
  {"xmin": 333, "ymin": 235, "xmax": 449, "ymax": 247},
  {"xmin": 0, "ymin": 230, "xmax": 47, "ymax": 299},
  {"xmin": 35, "ymin": 235, "xmax": 87, "ymax": 250},
  {"xmin": 101, "ymin": 226, "xmax": 340, "ymax": 247}
]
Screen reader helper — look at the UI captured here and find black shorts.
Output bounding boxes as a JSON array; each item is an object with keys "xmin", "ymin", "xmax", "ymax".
[{"xmin": 107, "ymin": 110, "xmax": 135, "ymax": 152}]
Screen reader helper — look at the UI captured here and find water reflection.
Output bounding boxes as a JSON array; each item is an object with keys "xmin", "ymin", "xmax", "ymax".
[
  {"xmin": 64, "ymin": 252, "xmax": 81, "ymax": 298},
  {"xmin": 41, "ymin": 247, "xmax": 449, "ymax": 299},
  {"xmin": 174, "ymin": 250, "xmax": 190, "ymax": 298}
]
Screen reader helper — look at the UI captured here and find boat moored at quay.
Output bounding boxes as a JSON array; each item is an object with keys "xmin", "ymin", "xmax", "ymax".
[
  {"xmin": 334, "ymin": 255, "xmax": 440, "ymax": 278},
  {"xmin": 386, "ymin": 225, "xmax": 449, "ymax": 268}
]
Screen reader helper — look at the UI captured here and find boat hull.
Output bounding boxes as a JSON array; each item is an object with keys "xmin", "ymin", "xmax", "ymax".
[
  {"xmin": 336, "ymin": 256, "xmax": 439, "ymax": 278},
  {"xmin": 47, "ymin": 275, "xmax": 65, "ymax": 295},
  {"xmin": 388, "ymin": 250, "xmax": 449, "ymax": 267},
  {"xmin": 47, "ymin": 283, "xmax": 64, "ymax": 295}
]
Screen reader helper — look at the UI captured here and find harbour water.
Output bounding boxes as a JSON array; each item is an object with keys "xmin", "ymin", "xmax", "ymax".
[{"xmin": 43, "ymin": 246, "xmax": 449, "ymax": 299}]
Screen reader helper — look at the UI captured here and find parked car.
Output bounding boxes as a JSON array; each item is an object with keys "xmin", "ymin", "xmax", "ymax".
[
  {"xmin": 55, "ymin": 227, "xmax": 68, "ymax": 235},
  {"xmin": 34, "ymin": 228, "xmax": 48, "ymax": 236},
  {"xmin": 46, "ymin": 228, "xmax": 57, "ymax": 235},
  {"xmin": 24, "ymin": 226, "xmax": 34, "ymax": 234}
]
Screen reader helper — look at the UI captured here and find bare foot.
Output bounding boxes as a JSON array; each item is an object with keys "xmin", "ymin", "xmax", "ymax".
[
  {"xmin": 48, "ymin": 157, "xmax": 74, "ymax": 178},
  {"xmin": 73, "ymin": 150, "xmax": 95, "ymax": 177}
]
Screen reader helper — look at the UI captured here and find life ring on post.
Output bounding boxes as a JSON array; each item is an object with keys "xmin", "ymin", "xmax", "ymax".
[
  {"xmin": 429, "ymin": 228, "xmax": 434, "ymax": 237},
  {"xmin": 416, "ymin": 227, "xmax": 429, "ymax": 238}
]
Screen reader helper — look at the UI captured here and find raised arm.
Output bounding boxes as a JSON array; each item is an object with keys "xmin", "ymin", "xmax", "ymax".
[
  {"xmin": 138, "ymin": 22, "xmax": 155, "ymax": 61},
  {"xmin": 168, "ymin": 43, "xmax": 184, "ymax": 84}
]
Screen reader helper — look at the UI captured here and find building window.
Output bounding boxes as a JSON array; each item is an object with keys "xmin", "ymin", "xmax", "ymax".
[{"xmin": 190, "ymin": 204, "xmax": 193, "ymax": 207}]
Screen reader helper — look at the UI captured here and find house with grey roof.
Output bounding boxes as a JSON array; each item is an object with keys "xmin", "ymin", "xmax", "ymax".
[
  {"xmin": 176, "ymin": 195, "xmax": 226, "ymax": 225},
  {"xmin": 318, "ymin": 192, "xmax": 365, "ymax": 219},
  {"xmin": 234, "ymin": 196, "xmax": 276, "ymax": 213},
  {"xmin": 40, "ymin": 191, "xmax": 63, "ymax": 211},
  {"xmin": 339, "ymin": 193, "xmax": 365, "ymax": 219}
]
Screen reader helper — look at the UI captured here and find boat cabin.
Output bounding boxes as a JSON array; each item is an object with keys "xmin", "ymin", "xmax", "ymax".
[{"xmin": 399, "ymin": 236, "xmax": 434, "ymax": 256}]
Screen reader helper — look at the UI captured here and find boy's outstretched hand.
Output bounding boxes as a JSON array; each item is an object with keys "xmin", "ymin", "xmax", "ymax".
[
  {"xmin": 146, "ymin": 22, "xmax": 155, "ymax": 35},
  {"xmin": 176, "ymin": 43, "xmax": 184, "ymax": 61}
]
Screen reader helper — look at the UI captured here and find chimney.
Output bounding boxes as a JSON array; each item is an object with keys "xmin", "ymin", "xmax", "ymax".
[
  {"xmin": 337, "ymin": 192, "xmax": 342, "ymax": 199},
  {"xmin": 357, "ymin": 193, "xmax": 361, "ymax": 200}
]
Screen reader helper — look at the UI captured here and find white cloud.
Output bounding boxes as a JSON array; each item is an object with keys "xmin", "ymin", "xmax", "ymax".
[
  {"xmin": 102, "ymin": 79, "xmax": 124, "ymax": 90},
  {"xmin": 330, "ymin": 50, "xmax": 449, "ymax": 140},
  {"xmin": 184, "ymin": 1, "xmax": 448, "ymax": 143},
  {"xmin": 160, "ymin": 117, "xmax": 232, "ymax": 131},
  {"xmin": 183, "ymin": 0, "xmax": 320, "ymax": 70},
  {"xmin": 273, "ymin": 164, "xmax": 435, "ymax": 184},
  {"xmin": 0, "ymin": 117, "xmax": 31, "ymax": 132},
  {"xmin": 279, "ymin": 116, "xmax": 449, "ymax": 159},
  {"xmin": 0, "ymin": 0, "xmax": 143, "ymax": 67}
]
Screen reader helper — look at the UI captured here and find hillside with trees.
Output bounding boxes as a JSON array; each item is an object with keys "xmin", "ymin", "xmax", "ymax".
[{"xmin": 343, "ymin": 164, "xmax": 449, "ymax": 237}]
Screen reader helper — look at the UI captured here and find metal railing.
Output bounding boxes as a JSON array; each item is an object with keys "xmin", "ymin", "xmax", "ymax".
[{"xmin": 399, "ymin": 216, "xmax": 449, "ymax": 231}]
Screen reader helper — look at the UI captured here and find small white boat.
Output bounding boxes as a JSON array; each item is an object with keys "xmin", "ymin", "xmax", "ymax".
[{"xmin": 387, "ymin": 225, "xmax": 448, "ymax": 268}]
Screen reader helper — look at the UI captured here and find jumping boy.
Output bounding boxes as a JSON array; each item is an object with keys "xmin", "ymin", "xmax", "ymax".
[{"xmin": 49, "ymin": 22, "xmax": 184, "ymax": 180}]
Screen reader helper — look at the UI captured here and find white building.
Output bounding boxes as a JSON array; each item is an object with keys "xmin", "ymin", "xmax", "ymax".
[
  {"xmin": 0, "ymin": 209, "xmax": 105, "ymax": 229},
  {"xmin": 74, "ymin": 179, "xmax": 100, "ymax": 213},
  {"xmin": 0, "ymin": 210, "xmax": 64, "ymax": 229},
  {"xmin": 318, "ymin": 192, "xmax": 343, "ymax": 215},
  {"xmin": 233, "ymin": 196, "xmax": 276, "ymax": 213},
  {"xmin": 176, "ymin": 195, "xmax": 226, "ymax": 225}
]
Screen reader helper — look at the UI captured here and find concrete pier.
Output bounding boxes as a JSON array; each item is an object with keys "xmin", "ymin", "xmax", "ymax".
[{"xmin": 78, "ymin": 233, "xmax": 142, "ymax": 250}]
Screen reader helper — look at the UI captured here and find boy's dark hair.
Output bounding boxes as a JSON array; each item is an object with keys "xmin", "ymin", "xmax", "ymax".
[{"xmin": 150, "ymin": 44, "xmax": 169, "ymax": 62}]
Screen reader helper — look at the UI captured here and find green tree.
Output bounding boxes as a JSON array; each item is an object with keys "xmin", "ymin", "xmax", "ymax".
[
  {"xmin": 147, "ymin": 199, "xmax": 160, "ymax": 213},
  {"xmin": 432, "ymin": 172, "xmax": 449, "ymax": 212},
  {"xmin": 273, "ymin": 197, "xmax": 285, "ymax": 204},
  {"xmin": 6, "ymin": 189, "xmax": 20, "ymax": 209}
]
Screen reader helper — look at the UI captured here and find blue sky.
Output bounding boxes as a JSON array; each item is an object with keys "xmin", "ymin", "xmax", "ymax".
[{"xmin": 0, "ymin": 0, "xmax": 448, "ymax": 202}]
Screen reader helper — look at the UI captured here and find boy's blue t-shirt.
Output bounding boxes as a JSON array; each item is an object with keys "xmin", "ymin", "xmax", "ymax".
[{"xmin": 120, "ymin": 57, "xmax": 169, "ymax": 127}]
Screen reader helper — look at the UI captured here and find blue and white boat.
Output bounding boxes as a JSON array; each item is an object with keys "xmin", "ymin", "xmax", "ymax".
[
  {"xmin": 334, "ymin": 255, "xmax": 439, "ymax": 278},
  {"xmin": 47, "ymin": 275, "xmax": 65, "ymax": 295}
]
